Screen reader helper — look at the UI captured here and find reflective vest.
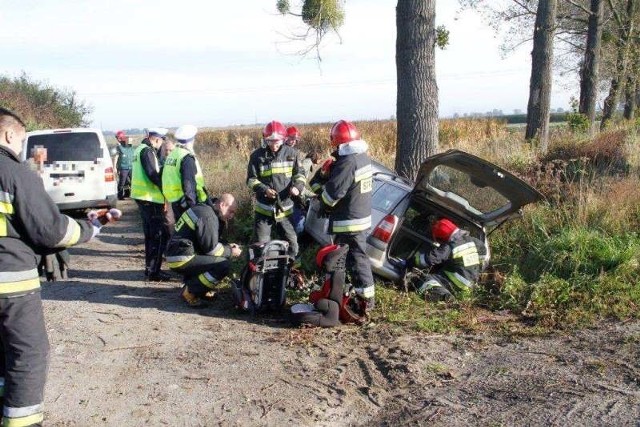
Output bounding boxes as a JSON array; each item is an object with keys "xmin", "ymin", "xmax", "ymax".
[
  {"xmin": 161, "ymin": 146, "xmax": 207, "ymax": 203},
  {"xmin": 131, "ymin": 144, "xmax": 164, "ymax": 203},
  {"xmin": 116, "ymin": 144, "xmax": 135, "ymax": 170}
]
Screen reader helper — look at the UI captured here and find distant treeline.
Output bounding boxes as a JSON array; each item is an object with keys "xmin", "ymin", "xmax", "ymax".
[{"xmin": 502, "ymin": 112, "xmax": 571, "ymax": 124}]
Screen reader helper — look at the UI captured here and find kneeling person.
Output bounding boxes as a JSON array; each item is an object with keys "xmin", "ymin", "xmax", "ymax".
[
  {"xmin": 408, "ymin": 218, "xmax": 487, "ymax": 301},
  {"xmin": 166, "ymin": 193, "xmax": 242, "ymax": 307}
]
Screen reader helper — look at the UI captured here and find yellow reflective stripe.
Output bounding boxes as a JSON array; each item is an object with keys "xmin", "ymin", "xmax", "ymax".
[
  {"xmin": 311, "ymin": 182, "xmax": 323, "ymax": 192},
  {"xmin": 418, "ymin": 279, "xmax": 442, "ymax": 295},
  {"xmin": 167, "ymin": 255, "xmax": 195, "ymax": 269},
  {"xmin": 210, "ymin": 243, "xmax": 225, "ymax": 257},
  {"xmin": 0, "ymin": 191, "xmax": 13, "ymax": 215},
  {"xmin": 445, "ymin": 270, "xmax": 474, "ymax": 290},
  {"xmin": 271, "ymin": 166, "xmax": 293, "ymax": 175},
  {"xmin": 321, "ymin": 190, "xmax": 339, "ymax": 207},
  {"xmin": 56, "ymin": 216, "xmax": 81, "ymax": 247},
  {"xmin": 198, "ymin": 272, "xmax": 218, "ymax": 289},
  {"xmin": 182, "ymin": 209, "xmax": 197, "ymax": 230},
  {"xmin": 255, "ymin": 204, "xmax": 293, "ymax": 219},
  {"xmin": 452, "ymin": 242, "xmax": 479, "ymax": 267},
  {"xmin": 332, "ymin": 216, "xmax": 371, "ymax": 233},
  {"xmin": 293, "ymin": 173, "xmax": 306, "ymax": 184},
  {"xmin": 354, "ymin": 165, "xmax": 373, "ymax": 182},
  {"xmin": 3, "ymin": 413, "xmax": 44, "ymax": 427},
  {"xmin": 0, "ymin": 277, "xmax": 41, "ymax": 295},
  {"xmin": 0, "ymin": 215, "xmax": 6, "ymax": 237},
  {"xmin": 247, "ymin": 178, "xmax": 262, "ymax": 190}
]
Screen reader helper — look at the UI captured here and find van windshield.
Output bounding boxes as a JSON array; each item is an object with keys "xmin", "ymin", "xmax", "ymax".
[{"xmin": 26, "ymin": 132, "xmax": 102, "ymax": 163}]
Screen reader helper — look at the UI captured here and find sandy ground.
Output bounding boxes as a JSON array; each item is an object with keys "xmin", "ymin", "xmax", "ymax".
[{"xmin": 40, "ymin": 199, "xmax": 640, "ymax": 426}]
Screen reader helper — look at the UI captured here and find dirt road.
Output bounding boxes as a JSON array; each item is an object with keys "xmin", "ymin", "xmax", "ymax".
[{"xmin": 41, "ymin": 199, "xmax": 640, "ymax": 426}]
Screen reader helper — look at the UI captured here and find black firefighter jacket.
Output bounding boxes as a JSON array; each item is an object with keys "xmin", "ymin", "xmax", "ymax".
[
  {"xmin": 246, "ymin": 145, "xmax": 305, "ymax": 221},
  {"xmin": 0, "ymin": 146, "xmax": 94, "ymax": 297},
  {"xmin": 312, "ymin": 141, "xmax": 372, "ymax": 234},
  {"xmin": 165, "ymin": 203, "xmax": 231, "ymax": 267}
]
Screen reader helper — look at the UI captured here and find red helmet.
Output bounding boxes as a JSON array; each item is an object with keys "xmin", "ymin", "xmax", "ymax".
[
  {"xmin": 286, "ymin": 126, "xmax": 300, "ymax": 139},
  {"xmin": 262, "ymin": 121, "xmax": 286, "ymax": 141},
  {"xmin": 330, "ymin": 120, "xmax": 360, "ymax": 147},
  {"xmin": 316, "ymin": 244, "xmax": 340, "ymax": 269},
  {"xmin": 432, "ymin": 218, "xmax": 458, "ymax": 243},
  {"xmin": 115, "ymin": 130, "xmax": 127, "ymax": 141}
]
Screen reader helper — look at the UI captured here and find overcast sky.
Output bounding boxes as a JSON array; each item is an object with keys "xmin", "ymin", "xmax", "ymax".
[{"xmin": 1, "ymin": 1, "xmax": 574, "ymax": 130}]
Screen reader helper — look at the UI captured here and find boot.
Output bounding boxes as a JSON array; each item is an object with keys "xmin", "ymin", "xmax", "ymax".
[{"xmin": 181, "ymin": 285, "xmax": 206, "ymax": 308}]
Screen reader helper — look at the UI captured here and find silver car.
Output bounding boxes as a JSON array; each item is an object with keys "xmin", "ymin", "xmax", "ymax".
[{"xmin": 305, "ymin": 149, "xmax": 543, "ymax": 284}]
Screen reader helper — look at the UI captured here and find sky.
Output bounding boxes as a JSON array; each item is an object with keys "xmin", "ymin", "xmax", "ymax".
[{"xmin": 0, "ymin": 1, "xmax": 575, "ymax": 131}]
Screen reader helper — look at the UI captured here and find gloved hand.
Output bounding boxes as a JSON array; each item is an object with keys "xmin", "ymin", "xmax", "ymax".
[{"xmin": 87, "ymin": 208, "xmax": 122, "ymax": 228}]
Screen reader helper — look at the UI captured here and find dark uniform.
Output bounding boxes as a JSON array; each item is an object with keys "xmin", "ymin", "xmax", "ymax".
[
  {"xmin": 246, "ymin": 144, "xmax": 306, "ymax": 256},
  {"xmin": 165, "ymin": 203, "xmax": 231, "ymax": 296},
  {"xmin": 131, "ymin": 139, "xmax": 168, "ymax": 279},
  {"xmin": 311, "ymin": 142, "xmax": 374, "ymax": 296},
  {"xmin": 115, "ymin": 142, "xmax": 135, "ymax": 200},
  {"xmin": 412, "ymin": 229, "xmax": 486, "ymax": 301},
  {"xmin": 0, "ymin": 145, "xmax": 95, "ymax": 426}
]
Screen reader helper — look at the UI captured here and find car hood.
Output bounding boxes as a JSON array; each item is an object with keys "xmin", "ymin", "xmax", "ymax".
[{"xmin": 412, "ymin": 149, "xmax": 544, "ymax": 227}]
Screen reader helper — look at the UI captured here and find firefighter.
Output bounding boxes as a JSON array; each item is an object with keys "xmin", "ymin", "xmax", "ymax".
[
  {"xmin": 0, "ymin": 107, "xmax": 118, "ymax": 426},
  {"xmin": 161, "ymin": 125, "xmax": 208, "ymax": 220},
  {"xmin": 246, "ymin": 120, "xmax": 306, "ymax": 257},
  {"xmin": 165, "ymin": 193, "xmax": 242, "ymax": 307},
  {"xmin": 114, "ymin": 130, "xmax": 135, "ymax": 200},
  {"xmin": 131, "ymin": 127, "xmax": 171, "ymax": 281},
  {"xmin": 310, "ymin": 120, "xmax": 375, "ymax": 309},
  {"xmin": 284, "ymin": 126, "xmax": 301, "ymax": 148},
  {"xmin": 406, "ymin": 218, "xmax": 487, "ymax": 301}
]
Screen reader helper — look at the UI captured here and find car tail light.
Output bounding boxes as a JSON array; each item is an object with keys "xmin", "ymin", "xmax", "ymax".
[
  {"xmin": 104, "ymin": 167, "xmax": 115, "ymax": 182},
  {"xmin": 372, "ymin": 215, "xmax": 397, "ymax": 243}
]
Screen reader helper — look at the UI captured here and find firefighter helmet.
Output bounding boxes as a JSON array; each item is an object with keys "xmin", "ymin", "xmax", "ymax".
[
  {"xmin": 330, "ymin": 120, "xmax": 360, "ymax": 147},
  {"xmin": 315, "ymin": 244, "xmax": 340, "ymax": 269},
  {"xmin": 432, "ymin": 218, "xmax": 458, "ymax": 243},
  {"xmin": 262, "ymin": 120, "xmax": 287, "ymax": 141}
]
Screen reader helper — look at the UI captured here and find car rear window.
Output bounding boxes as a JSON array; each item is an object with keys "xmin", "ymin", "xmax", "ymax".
[
  {"xmin": 372, "ymin": 182, "xmax": 408, "ymax": 212},
  {"xmin": 26, "ymin": 132, "xmax": 102, "ymax": 163},
  {"xmin": 427, "ymin": 165, "xmax": 509, "ymax": 213}
]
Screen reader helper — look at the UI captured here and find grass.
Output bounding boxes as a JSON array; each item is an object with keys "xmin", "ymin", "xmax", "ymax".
[{"xmin": 194, "ymin": 118, "xmax": 640, "ymax": 334}]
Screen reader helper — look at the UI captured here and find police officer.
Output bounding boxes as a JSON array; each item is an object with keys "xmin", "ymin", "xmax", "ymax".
[
  {"xmin": 407, "ymin": 218, "xmax": 487, "ymax": 301},
  {"xmin": 246, "ymin": 120, "xmax": 306, "ymax": 257},
  {"xmin": 131, "ymin": 127, "xmax": 171, "ymax": 281},
  {"xmin": 114, "ymin": 130, "xmax": 135, "ymax": 200},
  {"xmin": 0, "ymin": 108, "xmax": 112, "ymax": 426},
  {"xmin": 310, "ymin": 120, "xmax": 375, "ymax": 309},
  {"xmin": 165, "ymin": 193, "xmax": 242, "ymax": 307},
  {"xmin": 161, "ymin": 125, "xmax": 208, "ymax": 220}
]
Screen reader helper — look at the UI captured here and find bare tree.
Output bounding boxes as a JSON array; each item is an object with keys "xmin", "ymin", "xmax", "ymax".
[
  {"xmin": 601, "ymin": 0, "xmax": 638, "ymax": 129},
  {"xmin": 394, "ymin": 1, "xmax": 439, "ymax": 180},
  {"xmin": 579, "ymin": 0, "xmax": 605, "ymax": 134},
  {"xmin": 277, "ymin": 0, "xmax": 441, "ymax": 180},
  {"xmin": 526, "ymin": 0, "xmax": 558, "ymax": 153}
]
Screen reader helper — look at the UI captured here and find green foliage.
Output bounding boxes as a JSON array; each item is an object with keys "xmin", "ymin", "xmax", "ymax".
[
  {"xmin": 301, "ymin": 0, "xmax": 344, "ymax": 31},
  {"xmin": 566, "ymin": 97, "xmax": 590, "ymax": 133},
  {"xmin": 0, "ymin": 72, "xmax": 91, "ymax": 130},
  {"xmin": 435, "ymin": 25, "xmax": 450, "ymax": 49},
  {"xmin": 276, "ymin": 0, "xmax": 290, "ymax": 14}
]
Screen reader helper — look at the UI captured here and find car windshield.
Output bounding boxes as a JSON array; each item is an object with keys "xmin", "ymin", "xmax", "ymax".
[
  {"xmin": 26, "ymin": 132, "xmax": 102, "ymax": 163},
  {"xmin": 426, "ymin": 165, "xmax": 509, "ymax": 214},
  {"xmin": 372, "ymin": 182, "xmax": 408, "ymax": 213}
]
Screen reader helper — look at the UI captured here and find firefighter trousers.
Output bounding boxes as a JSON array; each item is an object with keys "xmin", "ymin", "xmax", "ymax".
[
  {"xmin": 334, "ymin": 231, "xmax": 374, "ymax": 288},
  {"xmin": 136, "ymin": 200, "xmax": 169, "ymax": 276},
  {"xmin": 0, "ymin": 292, "xmax": 49, "ymax": 426},
  {"xmin": 172, "ymin": 255, "xmax": 230, "ymax": 297},
  {"xmin": 253, "ymin": 214, "xmax": 298, "ymax": 257}
]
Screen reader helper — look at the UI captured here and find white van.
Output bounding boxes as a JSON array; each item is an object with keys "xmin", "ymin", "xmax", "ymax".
[{"xmin": 22, "ymin": 128, "xmax": 118, "ymax": 211}]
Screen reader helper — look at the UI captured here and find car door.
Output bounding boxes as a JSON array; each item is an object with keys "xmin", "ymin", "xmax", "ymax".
[{"xmin": 411, "ymin": 149, "xmax": 544, "ymax": 230}]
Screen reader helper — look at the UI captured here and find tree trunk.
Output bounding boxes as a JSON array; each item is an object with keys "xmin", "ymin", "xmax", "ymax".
[
  {"xmin": 623, "ymin": 45, "xmax": 640, "ymax": 119},
  {"xmin": 578, "ymin": 0, "xmax": 604, "ymax": 135},
  {"xmin": 395, "ymin": 0, "xmax": 438, "ymax": 181},
  {"xmin": 525, "ymin": 0, "xmax": 557, "ymax": 154},
  {"xmin": 525, "ymin": 0, "xmax": 558, "ymax": 153},
  {"xmin": 601, "ymin": 0, "xmax": 637, "ymax": 129}
]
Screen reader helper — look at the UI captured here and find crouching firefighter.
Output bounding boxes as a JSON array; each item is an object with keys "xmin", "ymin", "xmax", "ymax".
[
  {"xmin": 291, "ymin": 244, "xmax": 368, "ymax": 327},
  {"xmin": 0, "ymin": 108, "xmax": 122, "ymax": 427},
  {"xmin": 165, "ymin": 194, "xmax": 242, "ymax": 308},
  {"xmin": 406, "ymin": 218, "xmax": 487, "ymax": 301}
]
